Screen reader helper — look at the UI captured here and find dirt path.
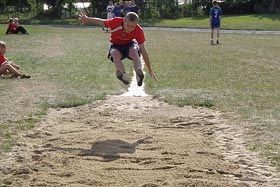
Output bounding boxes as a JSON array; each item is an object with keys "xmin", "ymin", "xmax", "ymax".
[{"xmin": 1, "ymin": 94, "xmax": 280, "ymax": 187}]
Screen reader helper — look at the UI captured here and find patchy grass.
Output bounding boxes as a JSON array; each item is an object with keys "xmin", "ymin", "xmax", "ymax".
[
  {"xmin": 140, "ymin": 14, "xmax": 280, "ymax": 30},
  {"xmin": 0, "ymin": 25, "xmax": 279, "ymax": 170},
  {"xmin": 144, "ymin": 30, "xmax": 280, "ymax": 167},
  {"xmin": 0, "ymin": 118, "xmax": 39, "ymax": 153},
  {"xmin": 1, "ymin": 13, "xmax": 280, "ymax": 30}
]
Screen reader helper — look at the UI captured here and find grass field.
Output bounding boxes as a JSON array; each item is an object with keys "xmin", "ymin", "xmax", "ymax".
[
  {"xmin": 0, "ymin": 20, "xmax": 279, "ymax": 171},
  {"xmin": 1, "ymin": 13, "xmax": 280, "ymax": 30},
  {"xmin": 140, "ymin": 14, "xmax": 280, "ymax": 31}
]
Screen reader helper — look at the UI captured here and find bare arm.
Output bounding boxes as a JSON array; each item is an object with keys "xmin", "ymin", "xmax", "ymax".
[
  {"xmin": 139, "ymin": 43, "xmax": 158, "ymax": 81},
  {"xmin": 79, "ymin": 12, "xmax": 106, "ymax": 26},
  {"xmin": 209, "ymin": 15, "xmax": 212, "ymax": 28}
]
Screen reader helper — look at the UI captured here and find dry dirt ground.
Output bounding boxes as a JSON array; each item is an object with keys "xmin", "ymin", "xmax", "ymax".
[{"xmin": 1, "ymin": 95, "xmax": 280, "ymax": 187}]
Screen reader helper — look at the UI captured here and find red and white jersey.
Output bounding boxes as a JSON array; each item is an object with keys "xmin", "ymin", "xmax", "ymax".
[
  {"xmin": 0, "ymin": 53, "xmax": 8, "ymax": 66},
  {"xmin": 104, "ymin": 17, "xmax": 145, "ymax": 46}
]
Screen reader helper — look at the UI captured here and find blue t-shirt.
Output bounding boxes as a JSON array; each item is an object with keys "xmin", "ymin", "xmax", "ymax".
[
  {"xmin": 210, "ymin": 6, "xmax": 222, "ymax": 24},
  {"xmin": 122, "ymin": 7, "xmax": 130, "ymax": 16},
  {"xmin": 129, "ymin": 5, "xmax": 140, "ymax": 14},
  {"xmin": 113, "ymin": 6, "xmax": 122, "ymax": 17}
]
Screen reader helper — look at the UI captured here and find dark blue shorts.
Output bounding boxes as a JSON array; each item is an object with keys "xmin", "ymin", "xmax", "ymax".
[
  {"xmin": 108, "ymin": 41, "xmax": 141, "ymax": 62},
  {"xmin": 211, "ymin": 21, "xmax": 220, "ymax": 29}
]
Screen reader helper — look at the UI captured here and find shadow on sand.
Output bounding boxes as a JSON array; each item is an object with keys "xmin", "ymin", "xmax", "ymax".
[{"xmin": 51, "ymin": 137, "xmax": 151, "ymax": 162}]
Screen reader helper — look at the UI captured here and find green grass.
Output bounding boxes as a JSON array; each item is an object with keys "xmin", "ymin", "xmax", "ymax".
[
  {"xmin": 141, "ymin": 14, "xmax": 280, "ymax": 31},
  {"xmin": 145, "ymin": 30, "xmax": 280, "ymax": 167},
  {"xmin": 0, "ymin": 118, "xmax": 38, "ymax": 153},
  {"xmin": 0, "ymin": 20, "xmax": 279, "ymax": 171},
  {"xmin": 1, "ymin": 13, "xmax": 280, "ymax": 30},
  {"xmin": 0, "ymin": 25, "xmax": 125, "ymax": 160}
]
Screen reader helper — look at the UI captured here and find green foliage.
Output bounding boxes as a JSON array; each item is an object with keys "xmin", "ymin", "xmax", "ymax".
[
  {"xmin": 1, "ymin": 0, "xmax": 279, "ymax": 20},
  {"xmin": 148, "ymin": 6, "xmax": 161, "ymax": 19},
  {"xmin": 181, "ymin": 3, "xmax": 194, "ymax": 17},
  {"xmin": 151, "ymin": 0, "xmax": 182, "ymax": 18}
]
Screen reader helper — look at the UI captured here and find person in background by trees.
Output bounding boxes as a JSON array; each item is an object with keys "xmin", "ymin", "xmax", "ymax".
[
  {"xmin": 6, "ymin": 18, "xmax": 29, "ymax": 35},
  {"xmin": 209, "ymin": 0, "xmax": 222, "ymax": 44},
  {"xmin": 119, "ymin": 1, "xmax": 124, "ymax": 11},
  {"xmin": 113, "ymin": 2, "xmax": 122, "ymax": 17},
  {"xmin": 122, "ymin": 1, "xmax": 131, "ymax": 16},
  {"xmin": 103, "ymin": 1, "xmax": 115, "ymax": 31},
  {"xmin": 107, "ymin": 1, "xmax": 115, "ymax": 19},
  {"xmin": 5, "ymin": 18, "xmax": 15, "ymax": 34},
  {"xmin": 129, "ymin": 0, "xmax": 140, "ymax": 15},
  {"xmin": 13, "ymin": 18, "xmax": 30, "ymax": 35}
]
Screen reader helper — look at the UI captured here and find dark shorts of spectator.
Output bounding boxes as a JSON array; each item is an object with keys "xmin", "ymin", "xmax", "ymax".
[
  {"xmin": 211, "ymin": 22, "xmax": 220, "ymax": 29},
  {"xmin": 108, "ymin": 41, "xmax": 141, "ymax": 62}
]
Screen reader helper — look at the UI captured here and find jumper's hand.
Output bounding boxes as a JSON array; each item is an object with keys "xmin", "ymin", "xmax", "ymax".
[
  {"xmin": 79, "ymin": 12, "xmax": 88, "ymax": 25},
  {"xmin": 149, "ymin": 70, "xmax": 158, "ymax": 82}
]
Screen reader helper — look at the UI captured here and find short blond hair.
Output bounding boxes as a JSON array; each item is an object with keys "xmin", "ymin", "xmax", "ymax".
[
  {"xmin": 0, "ymin": 41, "xmax": 6, "ymax": 48},
  {"xmin": 125, "ymin": 12, "xmax": 139, "ymax": 22}
]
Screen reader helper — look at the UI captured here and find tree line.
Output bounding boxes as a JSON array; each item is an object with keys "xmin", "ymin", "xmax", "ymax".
[{"xmin": 0, "ymin": 0, "xmax": 279, "ymax": 20}]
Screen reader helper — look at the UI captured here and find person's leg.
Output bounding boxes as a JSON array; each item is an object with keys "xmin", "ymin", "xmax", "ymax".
[
  {"xmin": 0, "ymin": 64, "xmax": 22, "ymax": 76},
  {"xmin": 14, "ymin": 28, "xmax": 20, "ymax": 34},
  {"xmin": 2, "ymin": 62, "xmax": 20, "ymax": 75},
  {"xmin": 110, "ymin": 48, "xmax": 129, "ymax": 85},
  {"xmin": 128, "ymin": 45, "xmax": 141, "ymax": 72},
  {"xmin": 216, "ymin": 27, "xmax": 220, "ymax": 44},
  {"xmin": 0, "ymin": 64, "xmax": 30, "ymax": 78},
  {"xmin": 128, "ymin": 44, "xmax": 144, "ymax": 86},
  {"xmin": 0, "ymin": 66, "xmax": 8, "ymax": 75},
  {"xmin": 110, "ymin": 48, "xmax": 125, "ymax": 73},
  {"xmin": 210, "ymin": 28, "xmax": 214, "ymax": 44},
  {"xmin": 10, "ymin": 62, "xmax": 20, "ymax": 70},
  {"xmin": 16, "ymin": 26, "xmax": 28, "ymax": 34}
]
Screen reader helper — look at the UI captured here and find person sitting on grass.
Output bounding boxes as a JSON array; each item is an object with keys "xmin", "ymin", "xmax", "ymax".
[
  {"xmin": 5, "ymin": 18, "xmax": 29, "ymax": 35},
  {"xmin": 5, "ymin": 18, "xmax": 15, "ymax": 34},
  {"xmin": 79, "ymin": 11, "xmax": 157, "ymax": 86},
  {"xmin": 0, "ymin": 41, "xmax": 31, "ymax": 79}
]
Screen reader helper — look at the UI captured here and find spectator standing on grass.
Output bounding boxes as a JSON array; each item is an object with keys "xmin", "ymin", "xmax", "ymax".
[
  {"xmin": 209, "ymin": 0, "xmax": 222, "ymax": 44},
  {"xmin": 104, "ymin": 1, "xmax": 115, "ymax": 31},
  {"xmin": 122, "ymin": 1, "xmax": 131, "ymax": 16},
  {"xmin": 113, "ymin": 2, "xmax": 122, "ymax": 17},
  {"xmin": 79, "ymin": 12, "xmax": 157, "ymax": 86},
  {"xmin": 0, "ymin": 41, "xmax": 30, "ymax": 79},
  {"xmin": 107, "ymin": 1, "xmax": 115, "ymax": 19},
  {"xmin": 129, "ymin": 0, "xmax": 140, "ymax": 15},
  {"xmin": 119, "ymin": 1, "xmax": 124, "ymax": 11}
]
